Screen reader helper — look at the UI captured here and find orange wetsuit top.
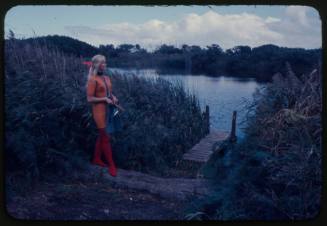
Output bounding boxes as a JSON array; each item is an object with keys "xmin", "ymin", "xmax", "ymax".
[{"xmin": 86, "ymin": 75, "xmax": 113, "ymax": 129}]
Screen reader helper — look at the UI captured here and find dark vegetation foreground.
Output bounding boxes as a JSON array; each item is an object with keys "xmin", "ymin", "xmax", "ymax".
[{"xmin": 6, "ymin": 180, "xmax": 187, "ymax": 220}]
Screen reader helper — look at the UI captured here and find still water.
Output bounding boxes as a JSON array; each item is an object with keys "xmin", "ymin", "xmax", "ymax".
[{"xmin": 109, "ymin": 68, "xmax": 263, "ymax": 139}]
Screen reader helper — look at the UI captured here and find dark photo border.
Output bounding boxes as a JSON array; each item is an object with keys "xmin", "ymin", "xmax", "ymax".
[{"xmin": 0, "ymin": 0, "xmax": 325, "ymax": 225}]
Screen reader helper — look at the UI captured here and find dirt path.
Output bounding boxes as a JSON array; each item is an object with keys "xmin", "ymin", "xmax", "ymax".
[
  {"xmin": 86, "ymin": 166, "xmax": 214, "ymax": 201},
  {"xmin": 6, "ymin": 160, "xmax": 216, "ymax": 220},
  {"xmin": 6, "ymin": 180, "xmax": 190, "ymax": 220}
]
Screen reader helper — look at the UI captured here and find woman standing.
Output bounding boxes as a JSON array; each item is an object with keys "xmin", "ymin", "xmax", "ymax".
[{"xmin": 86, "ymin": 54, "xmax": 118, "ymax": 177}]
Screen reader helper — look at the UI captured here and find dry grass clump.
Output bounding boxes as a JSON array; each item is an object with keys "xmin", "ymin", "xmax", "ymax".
[{"xmin": 187, "ymin": 63, "xmax": 322, "ymax": 220}]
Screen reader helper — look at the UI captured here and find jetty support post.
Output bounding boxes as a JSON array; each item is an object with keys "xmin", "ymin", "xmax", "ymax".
[
  {"xmin": 229, "ymin": 110, "xmax": 237, "ymax": 143},
  {"xmin": 205, "ymin": 105, "xmax": 210, "ymax": 135}
]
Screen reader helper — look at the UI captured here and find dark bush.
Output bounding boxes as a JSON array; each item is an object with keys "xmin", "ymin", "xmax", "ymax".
[
  {"xmin": 5, "ymin": 34, "xmax": 208, "ymax": 197},
  {"xmin": 187, "ymin": 64, "xmax": 322, "ymax": 220},
  {"xmin": 110, "ymin": 73, "xmax": 207, "ymax": 176}
]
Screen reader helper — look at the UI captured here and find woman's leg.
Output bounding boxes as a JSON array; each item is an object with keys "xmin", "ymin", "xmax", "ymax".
[
  {"xmin": 91, "ymin": 135, "xmax": 107, "ymax": 167},
  {"xmin": 99, "ymin": 128, "xmax": 117, "ymax": 177}
]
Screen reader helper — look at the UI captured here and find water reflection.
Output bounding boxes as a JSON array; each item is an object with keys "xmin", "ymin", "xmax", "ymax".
[{"xmin": 109, "ymin": 68, "xmax": 263, "ymax": 139}]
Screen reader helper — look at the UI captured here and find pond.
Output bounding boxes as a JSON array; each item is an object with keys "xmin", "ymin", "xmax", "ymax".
[{"xmin": 108, "ymin": 68, "xmax": 264, "ymax": 140}]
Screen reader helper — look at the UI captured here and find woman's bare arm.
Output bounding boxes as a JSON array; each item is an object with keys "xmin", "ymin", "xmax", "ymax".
[
  {"xmin": 87, "ymin": 95, "xmax": 113, "ymax": 105},
  {"xmin": 87, "ymin": 95, "xmax": 107, "ymax": 103}
]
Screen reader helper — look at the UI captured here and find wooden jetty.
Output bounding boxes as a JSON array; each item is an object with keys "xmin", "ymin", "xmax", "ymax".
[
  {"xmin": 183, "ymin": 109, "xmax": 237, "ymax": 163},
  {"xmin": 182, "ymin": 129, "xmax": 229, "ymax": 162}
]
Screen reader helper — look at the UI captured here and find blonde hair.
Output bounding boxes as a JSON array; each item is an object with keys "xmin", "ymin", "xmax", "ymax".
[{"xmin": 87, "ymin": 54, "xmax": 106, "ymax": 80}]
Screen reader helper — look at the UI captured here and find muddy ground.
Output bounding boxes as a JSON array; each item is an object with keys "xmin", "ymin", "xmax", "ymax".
[{"xmin": 5, "ymin": 179, "xmax": 196, "ymax": 221}]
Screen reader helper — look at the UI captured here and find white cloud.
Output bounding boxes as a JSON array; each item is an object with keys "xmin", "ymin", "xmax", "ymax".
[
  {"xmin": 285, "ymin": 5, "xmax": 310, "ymax": 27},
  {"xmin": 266, "ymin": 6, "xmax": 321, "ymax": 48},
  {"xmin": 65, "ymin": 6, "xmax": 321, "ymax": 50},
  {"xmin": 265, "ymin": 16, "xmax": 281, "ymax": 23}
]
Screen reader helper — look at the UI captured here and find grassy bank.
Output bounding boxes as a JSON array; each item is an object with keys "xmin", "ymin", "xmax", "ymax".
[{"xmin": 5, "ymin": 36, "xmax": 207, "ymax": 200}]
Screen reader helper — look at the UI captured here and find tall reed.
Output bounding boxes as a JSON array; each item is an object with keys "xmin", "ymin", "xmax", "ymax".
[
  {"xmin": 186, "ymin": 64, "xmax": 322, "ymax": 220},
  {"xmin": 5, "ymin": 34, "xmax": 207, "ymax": 198}
]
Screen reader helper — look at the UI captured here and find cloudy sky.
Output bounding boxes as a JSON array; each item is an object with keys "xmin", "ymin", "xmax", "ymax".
[{"xmin": 5, "ymin": 5, "xmax": 321, "ymax": 51}]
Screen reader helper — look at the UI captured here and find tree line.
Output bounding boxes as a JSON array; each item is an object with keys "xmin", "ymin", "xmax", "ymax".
[{"xmin": 14, "ymin": 34, "xmax": 321, "ymax": 82}]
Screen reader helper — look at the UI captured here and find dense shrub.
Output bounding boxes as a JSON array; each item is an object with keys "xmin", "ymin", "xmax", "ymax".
[
  {"xmin": 187, "ymin": 64, "xmax": 322, "ymax": 220},
  {"xmin": 5, "ymin": 35, "xmax": 208, "ymax": 196},
  {"xmin": 5, "ymin": 36, "xmax": 95, "ymax": 183},
  {"xmin": 110, "ymin": 73, "xmax": 207, "ymax": 176}
]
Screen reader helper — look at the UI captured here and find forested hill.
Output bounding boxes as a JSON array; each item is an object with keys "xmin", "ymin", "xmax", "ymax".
[
  {"xmin": 11, "ymin": 34, "xmax": 321, "ymax": 82},
  {"xmin": 21, "ymin": 35, "xmax": 99, "ymax": 57}
]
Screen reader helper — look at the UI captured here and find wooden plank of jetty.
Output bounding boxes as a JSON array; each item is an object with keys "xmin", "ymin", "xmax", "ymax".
[{"xmin": 182, "ymin": 129, "xmax": 229, "ymax": 162}]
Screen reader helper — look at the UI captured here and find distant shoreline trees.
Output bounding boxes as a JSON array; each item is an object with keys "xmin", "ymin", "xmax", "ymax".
[{"xmin": 12, "ymin": 34, "xmax": 321, "ymax": 82}]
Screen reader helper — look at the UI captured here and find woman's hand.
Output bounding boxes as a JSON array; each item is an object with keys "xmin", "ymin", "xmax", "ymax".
[
  {"xmin": 112, "ymin": 95, "xmax": 119, "ymax": 104},
  {"xmin": 105, "ymin": 97, "xmax": 114, "ymax": 105}
]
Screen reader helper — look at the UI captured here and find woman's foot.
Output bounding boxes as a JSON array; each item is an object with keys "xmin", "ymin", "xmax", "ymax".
[{"xmin": 108, "ymin": 163, "xmax": 117, "ymax": 177}]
